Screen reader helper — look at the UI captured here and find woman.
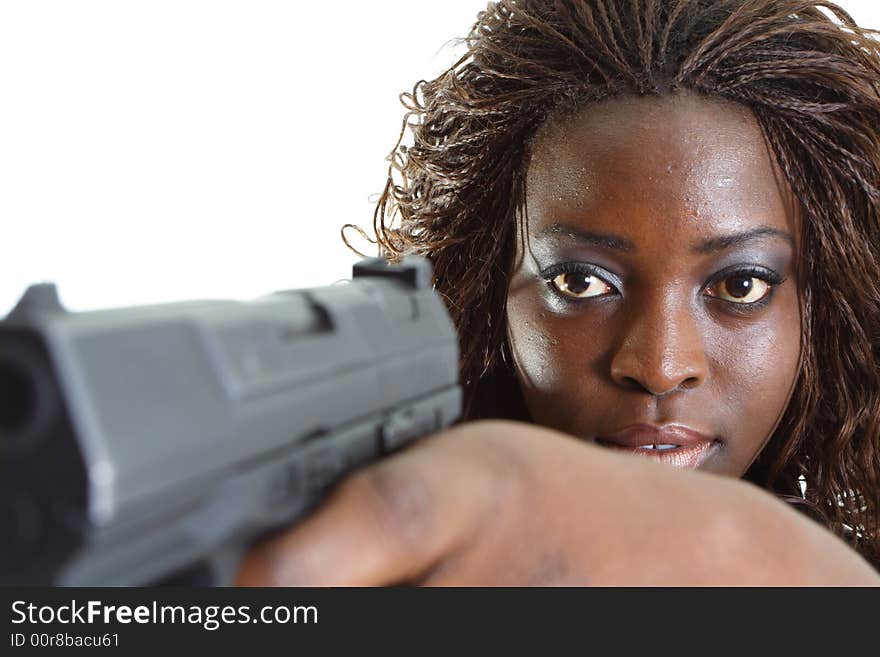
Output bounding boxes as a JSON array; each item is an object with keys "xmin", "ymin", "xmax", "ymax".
[{"xmin": 238, "ymin": 0, "xmax": 880, "ymax": 584}]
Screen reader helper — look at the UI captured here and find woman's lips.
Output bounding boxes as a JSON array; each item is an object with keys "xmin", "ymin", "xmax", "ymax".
[{"xmin": 594, "ymin": 423, "xmax": 719, "ymax": 469}]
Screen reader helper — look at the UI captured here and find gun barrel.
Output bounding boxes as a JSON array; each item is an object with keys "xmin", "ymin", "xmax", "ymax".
[
  {"xmin": 0, "ymin": 343, "xmax": 45, "ymax": 567},
  {"xmin": 0, "ymin": 328, "xmax": 90, "ymax": 585},
  {"xmin": 0, "ymin": 359, "xmax": 31, "ymax": 439},
  {"xmin": 0, "ymin": 346, "xmax": 43, "ymax": 450}
]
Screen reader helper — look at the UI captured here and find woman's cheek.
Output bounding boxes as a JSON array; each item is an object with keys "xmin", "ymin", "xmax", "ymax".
[
  {"xmin": 709, "ymin": 312, "xmax": 802, "ymax": 472},
  {"xmin": 507, "ymin": 295, "xmax": 604, "ymax": 429},
  {"xmin": 506, "ymin": 291, "xmax": 565, "ymax": 410},
  {"xmin": 507, "ymin": 305, "xmax": 559, "ymax": 391}
]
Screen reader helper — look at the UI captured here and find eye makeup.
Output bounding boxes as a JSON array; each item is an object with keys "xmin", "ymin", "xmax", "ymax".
[
  {"xmin": 536, "ymin": 257, "xmax": 788, "ymax": 311},
  {"xmin": 539, "ymin": 261, "xmax": 624, "ymax": 295}
]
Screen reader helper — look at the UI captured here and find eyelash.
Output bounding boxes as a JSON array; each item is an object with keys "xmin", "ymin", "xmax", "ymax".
[
  {"xmin": 540, "ymin": 262, "xmax": 622, "ymax": 299},
  {"xmin": 704, "ymin": 264, "xmax": 785, "ymax": 311},
  {"xmin": 540, "ymin": 262, "xmax": 785, "ymax": 311}
]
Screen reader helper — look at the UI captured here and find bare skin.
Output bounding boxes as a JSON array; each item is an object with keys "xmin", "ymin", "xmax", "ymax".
[
  {"xmin": 236, "ymin": 421, "xmax": 879, "ymax": 585},
  {"xmin": 236, "ymin": 94, "xmax": 880, "ymax": 586}
]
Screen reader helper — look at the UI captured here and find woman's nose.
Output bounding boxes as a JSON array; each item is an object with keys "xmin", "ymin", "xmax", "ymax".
[{"xmin": 609, "ymin": 297, "xmax": 709, "ymax": 396}]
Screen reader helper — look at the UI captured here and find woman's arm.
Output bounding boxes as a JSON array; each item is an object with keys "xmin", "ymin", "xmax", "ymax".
[{"xmin": 236, "ymin": 420, "xmax": 880, "ymax": 586}]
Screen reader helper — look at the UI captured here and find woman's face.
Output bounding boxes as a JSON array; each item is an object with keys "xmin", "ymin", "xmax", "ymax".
[{"xmin": 506, "ymin": 92, "xmax": 802, "ymax": 476}]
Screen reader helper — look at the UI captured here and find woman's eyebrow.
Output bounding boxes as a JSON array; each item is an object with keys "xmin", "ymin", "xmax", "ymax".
[
  {"xmin": 692, "ymin": 227, "xmax": 795, "ymax": 253},
  {"xmin": 536, "ymin": 223, "xmax": 794, "ymax": 253},
  {"xmin": 536, "ymin": 224, "xmax": 635, "ymax": 251}
]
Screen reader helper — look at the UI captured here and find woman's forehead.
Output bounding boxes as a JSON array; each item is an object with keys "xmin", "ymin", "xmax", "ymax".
[{"xmin": 524, "ymin": 92, "xmax": 800, "ymax": 248}]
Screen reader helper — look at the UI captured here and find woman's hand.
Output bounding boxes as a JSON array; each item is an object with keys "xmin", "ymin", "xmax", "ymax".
[{"xmin": 235, "ymin": 420, "xmax": 879, "ymax": 586}]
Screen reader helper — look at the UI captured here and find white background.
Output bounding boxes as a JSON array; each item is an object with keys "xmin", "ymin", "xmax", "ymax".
[{"xmin": 1, "ymin": 0, "xmax": 878, "ymax": 315}]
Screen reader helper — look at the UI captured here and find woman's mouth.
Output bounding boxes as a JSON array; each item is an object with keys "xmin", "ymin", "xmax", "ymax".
[{"xmin": 594, "ymin": 423, "xmax": 719, "ymax": 469}]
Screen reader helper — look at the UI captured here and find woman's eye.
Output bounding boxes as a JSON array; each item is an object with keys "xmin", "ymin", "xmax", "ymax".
[
  {"xmin": 706, "ymin": 274, "xmax": 772, "ymax": 304},
  {"xmin": 550, "ymin": 272, "xmax": 615, "ymax": 299}
]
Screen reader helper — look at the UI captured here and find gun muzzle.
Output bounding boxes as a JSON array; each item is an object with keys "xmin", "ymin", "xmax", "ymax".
[
  {"xmin": 0, "ymin": 328, "xmax": 88, "ymax": 585},
  {"xmin": 0, "ymin": 352, "xmax": 42, "ymax": 451}
]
